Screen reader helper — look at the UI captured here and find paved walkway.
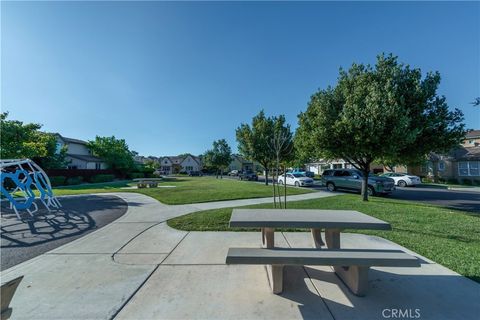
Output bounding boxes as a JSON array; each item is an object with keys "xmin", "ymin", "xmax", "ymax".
[{"xmin": 1, "ymin": 192, "xmax": 478, "ymax": 320}]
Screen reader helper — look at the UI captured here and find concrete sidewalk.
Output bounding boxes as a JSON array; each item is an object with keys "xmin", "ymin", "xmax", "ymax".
[{"xmin": 1, "ymin": 192, "xmax": 478, "ymax": 320}]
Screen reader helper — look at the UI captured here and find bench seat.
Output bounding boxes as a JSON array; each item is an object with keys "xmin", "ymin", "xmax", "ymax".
[{"xmin": 226, "ymin": 248, "xmax": 420, "ymax": 296}]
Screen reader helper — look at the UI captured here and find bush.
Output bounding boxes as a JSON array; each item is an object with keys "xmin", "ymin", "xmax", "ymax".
[
  {"xmin": 91, "ymin": 174, "xmax": 115, "ymax": 183},
  {"xmin": 447, "ymin": 178, "xmax": 459, "ymax": 185},
  {"xmin": 473, "ymin": 180, "xmax": 480, "ymax": 186},
  {"xmin": 128, "ymin": 172, "xmax": 144, "ymax": 179},
  {"xmin": 462, "ymin": 179, "xmax": 473, "ymax": 186},
  {"xmin": 66, "ymin": 176, "xmax": 83, "ymax": 185},
  {"xmin": 422, "ymin": 177, "xmax": 434, "ymax": 183},
  {"xmin": 49, "ymin": 176, "xmax": 66, "ymax": 187}
]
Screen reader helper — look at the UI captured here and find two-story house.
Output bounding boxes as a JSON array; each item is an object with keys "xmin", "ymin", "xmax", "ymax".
[
  {"xmin": 158, "ymin": 155, "xmax": 202, "ymax": 175},
  {"xmin": 56, "ymin": 134, "xmax": 107, "ymax": 170}
]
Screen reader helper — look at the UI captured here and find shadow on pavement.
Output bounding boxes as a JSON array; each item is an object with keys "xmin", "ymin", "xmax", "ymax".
[{"xmin": 1, "ymin": 195, "xmax": 128, "ymax": 270}]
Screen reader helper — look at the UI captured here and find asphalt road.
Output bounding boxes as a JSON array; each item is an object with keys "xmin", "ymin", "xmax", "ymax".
[
  {"xmin": 1, "ymin": 195, "xmax": 128, "ymax": 270},
  {"xmin": 389, "ymin": 187, "xmax": 480, "ymax": 213}
]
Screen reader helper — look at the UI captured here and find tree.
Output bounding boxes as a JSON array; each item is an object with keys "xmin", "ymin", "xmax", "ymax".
[
  {"xmin": 268, "ymin": 115, "xmax": 294, "ymax": 208},
  {"xmin": 0, "ymin": 112, "xmax": 68, "ymax": 169},
  {"xmin": 472, "ymin": 97, "xmax": 480, "ymax": 107},
  {"xmin": 296, "ymin": 54, "xmax": 465, "ymax": 201},
  {"xmin": 236, "ymin": 110, "xmax": 276, "ymax": 185},
  {"xmin": 87, "ymin": 136, "xmax": 136, "ymax": 174},
  {"xmin": 202, "ymin": 139, "xmax": 232, "ymax": 178}
]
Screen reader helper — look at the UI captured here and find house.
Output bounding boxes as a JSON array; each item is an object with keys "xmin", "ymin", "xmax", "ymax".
[
  {"xmin": 462, "ymin": 130, "xmax": 480, "ymax": 147},
  {"xmin": 406, "ymin": 146, "xmax": 480, "ymax": 183},
  {"xmin": 55, "ymin": 134, "xmax": 107, "ymax": 170},
  {"xmin": 397, "ymin": 130, "xmax": 480, "ymax": 183},
  {"xmin": 306, "ymin": 159, "xmax": 385, "ymax": 175},
  {"xmin": 228, "ymin": 155, "xmax": 263, "ymax": 173},
  {"xmin": 158, "ymin": 155, "xmax": 202, "ymax": 175}
]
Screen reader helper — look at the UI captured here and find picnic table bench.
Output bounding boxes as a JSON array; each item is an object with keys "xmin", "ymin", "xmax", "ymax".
[
  {"xmin": 226, "ymin": 209, "xmax": 420, "ymax": 296},
  {"xmin": 132, "ymin": 178, "xmax": 163, "ymax": 188},
  {"xmin": 1, "ymin": 276, "xmax": 23, "ymax": 320}
]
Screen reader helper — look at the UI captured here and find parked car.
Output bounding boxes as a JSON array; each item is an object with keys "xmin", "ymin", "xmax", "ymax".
[
  {"xmin": 238, "ymin": 170, "xmax": 258, "ymax": 181},
  {"xmin": 289, "ymin": 168, "xmax": 315, "ymax": 178},
  {"xmin": 278, "ymin": 173, "xmax": 314, "ymax": 187},
  {"xmin": 380, "ymin": 172, "xmax": 421, "ymax": 187},
  {"xmin": 321, "ymin": 169, "xmax": 395, "ymax": 196},
  {"xmin": 228, "ymin": 170, "xmax": 239, "ymax": 176},
  {"xmin": 188, "ymin": 171, "xmax": 203, "ymax": 176}
]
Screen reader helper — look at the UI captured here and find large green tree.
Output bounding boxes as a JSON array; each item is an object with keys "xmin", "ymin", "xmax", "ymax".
[
  {"xmin": 0, "ymin": 112, "xmax": 67, "ymax": 168},
  {"xmin": 296, "ymin": 54, "xmax": 465, "ymax": 201},
  {"xmin": 202, "ymin": 139, "xmax": 232, "ymax": 178},
  {"xmin": 236, "ymin": 110, "xmax": 275, "ymax": 185},
  {"xmin": 87, "ymin": 136, "xmax": 136, "ymax": 173}
]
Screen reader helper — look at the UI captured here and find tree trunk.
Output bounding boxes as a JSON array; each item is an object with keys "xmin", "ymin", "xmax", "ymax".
[
  {"xmin": 284, "ymin": 165, "xmax": 287, "ymax": 208},
  {"xmin": 361, "ymin": 166, "xmax": 370, "ymax": 201},
  {"xmin": 265, "ymin": 168, "xmax": 269, "ymax": 186}
]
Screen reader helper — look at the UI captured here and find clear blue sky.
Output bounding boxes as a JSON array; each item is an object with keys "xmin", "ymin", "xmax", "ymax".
[{"xmin": 2, "ymin": 1, "xmax": 479, "ymax": 157}]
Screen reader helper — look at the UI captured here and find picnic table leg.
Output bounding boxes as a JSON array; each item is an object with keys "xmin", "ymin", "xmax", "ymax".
[
  {"xmin": 333, "ymin": 265, "xmax": 369, "ymax": 297},
  {"xmin": 261, "ymin": 227, "xmax": 275, "ymax": 248},
  {"xmin": 265, "ymin": 264, "xmax": 284, "ymax": 294},
  {"xmin": 325, "ymin": 228, "xmax": 341, "ymax": 249},
  {"xmin": 325, "ymin": 228, "xmax": 369, "ymax": 296},
  {"xmin": 310, "ymin": 228, "xmax": 325, "ymax": 248}
]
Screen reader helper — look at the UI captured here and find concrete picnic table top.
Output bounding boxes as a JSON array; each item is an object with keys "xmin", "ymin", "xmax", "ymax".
[{"xmin": 229, "ymin": 209, "xmax": 391, "ymax": 230}]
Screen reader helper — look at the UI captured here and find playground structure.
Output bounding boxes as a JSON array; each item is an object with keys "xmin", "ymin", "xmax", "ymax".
[{"xmin": 0, "ymin": 159, "xmax": 61, "ymax": 219}]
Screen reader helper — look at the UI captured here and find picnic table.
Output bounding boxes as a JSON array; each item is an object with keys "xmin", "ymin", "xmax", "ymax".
[
  {"xmin": 132, "ymin": 178, "xmax": 163, "ymax": 188},
  {"xmin": 226, "ymin": 209, "xmax": 418, "ymax": 296},
  {"xmin": 229, "ymin": 209, "xmax": 391, "ymax": 249}
]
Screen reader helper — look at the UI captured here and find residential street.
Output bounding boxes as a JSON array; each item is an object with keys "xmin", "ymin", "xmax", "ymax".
[
  {"xmin": 389, "ymin": 187, "xmax": 480, "ymax": 213},
  {"xmin": 224, "ymin": 176, "xmax": 480, "ymax": 213}
]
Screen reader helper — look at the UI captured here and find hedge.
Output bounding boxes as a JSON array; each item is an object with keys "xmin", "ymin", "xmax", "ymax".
[
  {"xmin": 49, "ymin": 176, "xmax": 66, "ymax": 187},
  {"xmin": 66, "ymin": 176, "xmax": 83, "ymax": 185},
  {"xmin": 128, "ymin": 172, "xmax": 145, "ymax": 179},
  {"xmin": 91, "ymin": 174, "xmax": 115, "ymax": 183}
]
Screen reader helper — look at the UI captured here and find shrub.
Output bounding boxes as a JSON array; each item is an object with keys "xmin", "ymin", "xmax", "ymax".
[
  {"xmin": 66, "ymin": 176, "xmax": 83, "ymax": 185},
  {"xmin": 422, "ymin": 177, "xmax": 434, "ymax": 183},
  {"xmin": 473, "ymin": 180, "xmax": 480, "ymax": 186},
  {"xmin": 91, "ymin": 174, "xmax": 115, "ymax": 183},
  {"xmin": 447, "ymin": 178, "xmax": 459, "ymax": 185},
  {"xmin": 49, "ymin": 176, "xmax": 66, "ymax": 187},
  {"xmin": 462, "ymin": 179, "xmax": 473, "ymax": 186},
  {"xmin": 128, "ymin": 172, "xmax": 144, "ymax": 179}
]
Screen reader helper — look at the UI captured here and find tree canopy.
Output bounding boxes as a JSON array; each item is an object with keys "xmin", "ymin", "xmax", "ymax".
[
  {"xmin": 295, "ymin": 54, "xmax": 465, "ymax": 200},
  {"xmin": 202, "ymin": 139, "xmax": 232, "ymax": 178},
  {"xmin": 236, "ymin": 110, "xmax": 293, "ymax": 185},
  {"xmin": 0, "ymin": 112, "xmax": 67, "ymax": 169},
  {"xmin": 87, "ymin": 136, "xmax": 136, "ymax": 172}
]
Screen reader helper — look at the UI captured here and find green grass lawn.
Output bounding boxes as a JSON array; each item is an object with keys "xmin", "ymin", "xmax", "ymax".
[
  {"xmin": 50, "ymin": 176, "xmax": 311, "ymax": 205},
  {"xmin": 168, "ymin": 194, "xmax": 480, "ymax": 282}
]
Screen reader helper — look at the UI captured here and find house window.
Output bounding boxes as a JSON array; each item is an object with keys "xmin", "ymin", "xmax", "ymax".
[
  {"xmin": 185, "ymin": 166, "xmax": 193, "ymax": 171},
  {"xmin": 458, "ymin": 161, "xmax": 480, "ymax": 176},
  {"xmin": 95, "ymin": 163, "xmax": 101, "ymax": 170},
  {"xmin": 438, "ymin": 162, "xmax": 445, "ymax": 171},
  {"xmin": 469, "ymin": 162, "xmax": 479, "ymax": 176}
]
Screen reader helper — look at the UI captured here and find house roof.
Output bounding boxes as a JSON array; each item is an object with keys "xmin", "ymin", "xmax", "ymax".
[
  {"xmin": 452, "ymin": 146, "xmax": 480, "ymax": 161},
  {"xmin": 465, "ymin": 130, "xmax": 480, "ymax": 139},
  {"xmin": 66, "ymin": 154, "xmax": 105, "ymax": 163},
  {"xmin": 232, "ymin": 154, "xmax": 252, "ymax": 164},
  {"xmin": 56, "ymin": 134, "xmax": 88, "ymax": 145},
  {"xmin": 159, "ymin": 155, "xmax": 201, "ymax": 165}
]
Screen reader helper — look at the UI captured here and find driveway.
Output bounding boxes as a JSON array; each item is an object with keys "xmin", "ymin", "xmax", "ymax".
[{"xmin": 1, "ymin": 195, "xmax": 128, "ymax": 270}]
